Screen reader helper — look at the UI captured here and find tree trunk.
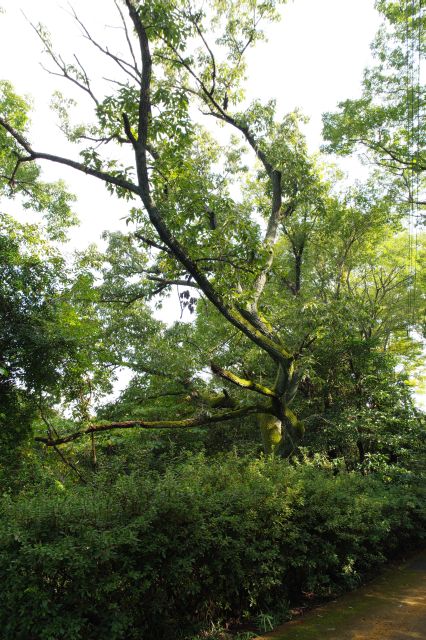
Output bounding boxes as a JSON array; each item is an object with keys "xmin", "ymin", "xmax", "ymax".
[{"xmin": 258, "ymin": 413, "xmax": 283, "ymax": 455}]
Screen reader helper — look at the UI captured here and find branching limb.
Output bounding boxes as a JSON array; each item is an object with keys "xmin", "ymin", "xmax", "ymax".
[
  {"xmin": 5, "ymin": 4, "xmax": 292, "ymax": 368},
  {"xmin": 154, "ymin": 29, "xmax": 274, "ymax": 175},
  {"xmin": 119, "ymin": 3, "xmax": 291, "ymax": 365},
  {"xmin": 0, "ymin": 116, "xmax": 141, "ymax": 196},
  {"xmin": 68, "ymin": 4, "xmax": 141, "ymax": 84},
  {"xmin": 122, "ymin": 111, "xmax": 160, "ymax": 163},
  {"xmin": 4, "ymin": 152, "xmax": 32, "ymax": 188},
  {"xmin": 236, "ymin": 306, "xmax": 278, "ymax": 342},
  {"xmin": 353, "ymin": 137, "xmax": 426, "ymax": 172},
  {"xmin": 35, "ymin": 404, "xmax": 272, "ymax": 447},
  {"xmin": 39, "ymin": 409, "xmax": 87, "ymax": 483},
  {"xmin": 134, "ymin": 232, "xmax": 171, "ymax": 254},
  {"xmin": 75, "ymin": 132, "xmax": 130, "ymax": 145},
  {"xmin": 25, "ymin": 15, "xmax": 100, "ymax": 106}
]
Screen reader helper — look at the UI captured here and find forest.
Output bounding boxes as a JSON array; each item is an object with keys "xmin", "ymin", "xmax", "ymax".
[{"xmin": 0, "ymin": 1, "xmax": 425, "ymax": 639}]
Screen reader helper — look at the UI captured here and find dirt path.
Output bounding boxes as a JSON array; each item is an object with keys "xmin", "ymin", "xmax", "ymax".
[{"xmin": 257, "ymin": 550, "xmax": 426, "ymax": 640}]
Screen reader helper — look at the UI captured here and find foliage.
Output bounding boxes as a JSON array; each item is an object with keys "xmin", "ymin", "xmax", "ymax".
[
  {"xmin": 0, "ymin": 0, "xmax": 356, "ymax": 454},
  {"xmin": 322, "ymin": 0, "xmax": 425, "ymax": 209},
  {"xmin": 0, "ymin": 454, "xmax": 424, "ymax": 640},
  {"xmin": 0, "ymin": 81, "xmax": 78, "ymax": 240},
  {"xmin": 0, "ymin": 3, "xmax": 424, "ymax": 637},
  {"xmin": 0, "ymin": 215, "xmax": 68, "ymax": 467},
  {"xmin": 0, "ymin": 214, "xmax": 118, "ymax": 482}
]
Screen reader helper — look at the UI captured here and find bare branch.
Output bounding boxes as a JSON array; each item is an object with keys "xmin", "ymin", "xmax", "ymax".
[
  {"xmin": 75, "ymin": 132, "xmax": 130, "ymax": 145},
  {"xmin": 69, "ymin": 4, "xmax": 141, "ymax": 84},
  {"xmin": 25, "ymin": 15, "xmax": 100, "ymax": 106},
  {"xmin": 103, "ymin": 76, "xmax": 131, "ymax": 89},
  {"xmin": 113, "ymin": 0, "xmax": 140, "ymax": 77}
]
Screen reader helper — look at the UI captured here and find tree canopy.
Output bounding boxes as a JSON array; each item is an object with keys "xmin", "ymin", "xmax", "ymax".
[{"xmin": 0, "ymin": 0, "xmax": 424, "ymax": 460}]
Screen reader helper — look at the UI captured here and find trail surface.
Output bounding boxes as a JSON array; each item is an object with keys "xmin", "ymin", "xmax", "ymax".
[{"xmin": 257, "ymin": 550, "xmax": 426, "ymax": 640}]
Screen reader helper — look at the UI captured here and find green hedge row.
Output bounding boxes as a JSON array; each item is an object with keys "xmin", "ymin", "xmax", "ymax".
[{"xmin": 0, "ymin": 455, "xmax": 424, "ymax": 640}]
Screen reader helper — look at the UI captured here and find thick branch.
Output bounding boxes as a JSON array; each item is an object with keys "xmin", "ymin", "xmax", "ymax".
[
  {"xmin": 211, "ymin": 362, "xmax": 278, "ymax": 399},
  {"xmin": 249, "ymin": 170, "xmax": 283, "ymax": 313},
  {"xmin": 138, "ymin": 203, "xmax": 291, "ymax": 361},
  {"xmin": 121, "ymin": 5, "xmax": 290, "ymax": 364},
  {"xmin": 125, "ymin": 1, "xmax": 151, "ymax": 146},
  {"xmin": 35, "ymin": 404, "xmax": 272, "ymax": 447}
]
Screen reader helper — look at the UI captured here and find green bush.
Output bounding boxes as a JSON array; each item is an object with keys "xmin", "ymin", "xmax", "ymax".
[{"xmin": 0, "ymin": 455, "xmax": 424, "ymax": 640}]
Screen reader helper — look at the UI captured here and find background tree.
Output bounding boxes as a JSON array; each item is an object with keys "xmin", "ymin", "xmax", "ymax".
[
  {"xmin": 0, "ymin": 85, "xmax": 120, "ymax": 479},
  {"xmin": 323, "ymin": 0, "xmax": 425, "ymax": 220}
]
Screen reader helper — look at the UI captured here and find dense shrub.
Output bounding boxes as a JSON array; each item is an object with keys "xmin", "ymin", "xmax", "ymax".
[{"xmin": 0, "ymin": 454, "xmax": 424, "ymax": 640}]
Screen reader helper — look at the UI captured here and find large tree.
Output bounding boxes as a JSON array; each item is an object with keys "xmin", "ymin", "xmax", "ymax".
[
  {"xmin": 323, "ymin": 0, "xmax": 425, "ymax": 211},
  {"xmin": 0, "ymin": 0, "xmax": 316, "ymax": 453},
  {"xmin": 0, "ymin": 0, "xmax": 421, "ymax": 454}
]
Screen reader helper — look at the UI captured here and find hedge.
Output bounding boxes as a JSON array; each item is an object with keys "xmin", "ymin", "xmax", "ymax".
[{"xmin": 0, "ymin": 454, "xmax": 424, "ymax": 639}]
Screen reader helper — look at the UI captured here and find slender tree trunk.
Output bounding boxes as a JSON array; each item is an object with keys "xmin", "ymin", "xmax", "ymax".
[
  {"xmin": 294, "ymin": 251, "xmax": 302, "ymax": 294},
  {"xmin": 357, "ymin": 439, "xmax": 365, "ymax": 465},
  {"xmin": 91, "ymin": 432, "xmax": 97, "ymax": 469}
]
